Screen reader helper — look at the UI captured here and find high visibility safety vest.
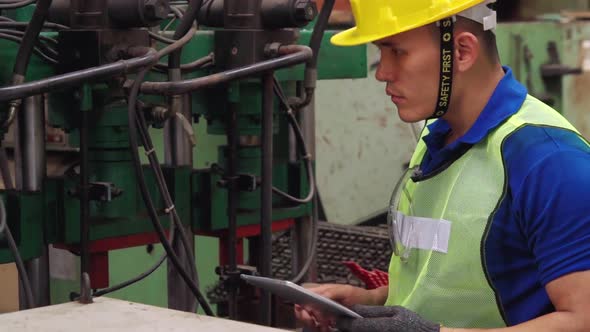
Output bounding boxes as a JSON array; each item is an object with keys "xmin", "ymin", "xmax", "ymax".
[{"xmin": 385, "ymin": 95, "xmax": 581, "ymax": 328}]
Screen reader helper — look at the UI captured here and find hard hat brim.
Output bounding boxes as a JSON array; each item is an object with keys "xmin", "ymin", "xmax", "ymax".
[
  {"xmin": 330, "ymin": 0, "xmax": 486, "ymax": 47},
  {"xmin": 331, "ymin": 26, "xmax": 381, "ymax": 47},
  {"xmin": 330, "ymin": 20, "xmax": 437, "ymax": 47}
]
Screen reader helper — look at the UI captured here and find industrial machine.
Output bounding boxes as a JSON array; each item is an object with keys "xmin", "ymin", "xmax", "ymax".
[
  {"xmin": 3, "ymin": 0, "xmax": 590, "ymax": 330},
  {"xmin": 0, "ymin": 0, "xmax": 366, "ymax": 327}
]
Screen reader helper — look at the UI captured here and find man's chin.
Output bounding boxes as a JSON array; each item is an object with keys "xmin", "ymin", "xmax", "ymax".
[{"xmin": 397, "ymin": 108, "xmax": 427, "ymax": 124}]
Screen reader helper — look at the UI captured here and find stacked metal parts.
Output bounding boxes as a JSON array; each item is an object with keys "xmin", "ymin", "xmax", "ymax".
[
  {"xmin": 207, "ymin": 222, "xmax": 392, "ymax": 305},
  {"xmin": 276, "ymin": 222, "xmax": 391, "ymax": 287}
]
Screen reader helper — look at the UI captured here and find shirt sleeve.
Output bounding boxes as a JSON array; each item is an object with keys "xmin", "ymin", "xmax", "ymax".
[{"xmin": 515, "ymin": 149, "xmax": 590, "ymax": 286}]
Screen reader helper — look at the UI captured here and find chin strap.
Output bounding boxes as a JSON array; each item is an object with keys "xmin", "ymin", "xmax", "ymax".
[{"xmin": 430, "ymin": 17, "xmax": 455, "ymax": 119}]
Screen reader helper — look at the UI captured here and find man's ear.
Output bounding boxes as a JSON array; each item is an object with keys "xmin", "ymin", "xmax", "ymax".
[{"xmin": 454, "ymin": 31, "xmax": 480, "ymax": 72}]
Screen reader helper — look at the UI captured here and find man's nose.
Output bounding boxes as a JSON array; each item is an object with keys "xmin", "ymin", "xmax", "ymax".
[{"xmin": 375, "ymin": 55, "xmax": 396, "ymax": 82}]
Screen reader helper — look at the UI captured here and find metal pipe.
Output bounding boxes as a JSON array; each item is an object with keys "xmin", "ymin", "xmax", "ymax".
[
  {"xmin": 15, "ymin": 95, "xmax": 45, "ymax": 192},
  {"xmin": 165, "ymin": 68, "xmax": 195, "ymax": 312},
  {"xmin": 139, "ymin": 45, "xmax": 312, "ymax": 95},
  {"xmin": 259, "ymin": 72, "xmax": 274, "ymax": 326},
  {"xmin": 226, "ymin": 101, "xmax": 239, "ymax": 320},
  {"xmin": 0, "ymin": 25, "xmax": 195, "ymax": 103},
  {"xmin": 164, "ymin": 70, "xmax": 193, "ymax": 167},
  {"xmin": 22, "ymin": 249, "xmax": 50, "ymax": 307},
  {"xmin": 166, "ymin": 13, "xmax": 199, "ymax": 311},
  {"xmin": 14, "ymin": 95, "xmax": 50, "ymax": 308},
  {"xmin": 166, "ymin": 230, "xmax": 196, "ymax": 311},
  {"xmin": 0, "ymin": 48, "xmax": 157, "ymax": 102}
]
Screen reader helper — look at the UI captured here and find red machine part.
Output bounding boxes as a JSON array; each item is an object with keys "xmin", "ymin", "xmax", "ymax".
[{"xmin": 54, "ymin": 219, "xmax": 295, "ymax": 289}]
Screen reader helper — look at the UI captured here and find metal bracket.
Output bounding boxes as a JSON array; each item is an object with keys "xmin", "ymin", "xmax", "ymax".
[
  {"xmin": 216, "ymin": 171, "xmax": 259, "ymax": 192},
  {"xmin": 68, "ymin": 182, "xmax": 123, "ymax": 202},
  {"xmin": 216, "ymin": 265, "xmax": 258, "ymax": 290}
]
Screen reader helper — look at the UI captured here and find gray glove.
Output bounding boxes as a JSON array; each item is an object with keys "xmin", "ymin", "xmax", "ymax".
[{"xmin": 336, "ymin": 305, "xmax": 441, "ymax": 332}]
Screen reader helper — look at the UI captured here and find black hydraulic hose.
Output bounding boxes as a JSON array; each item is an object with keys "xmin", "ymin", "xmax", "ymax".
[
  {"xmin": 0, "ymin": 197, "xmax": 36, "ymax": 308},
  {"xmin": 0, "ymin": 29, "xmax": 59, "ymax": 60},
  {"xmin": 0, "ymin": 32, "xmax": 57, "ymax": 65},
  {"xmin": 93, "ymin": 218, "xmax": 175, "ymax": 298},
  {"xmin": 135, "ymin": 112, "xmax": 194, "ymax": 263},
  {"xmin": 272, "ymin": 77, "xmax": 319, "ymax": 284},
  {"xmin": 93, "ymin": 253, "xmax": 167, "ymax": 297},
  {"xmin": 309, "ymin": 0, "xmax": 334, "ymax": 69},
  {"xmin": 11, "ymin": 0, "xmax": 53, "ymax": 82},
  {"xmin": 291, "ymin": 0, "xmax": 335, "ymax": 110},
  {"xmin": 271, "ymin": 150, "xmax": 314, "ymax": 203},
  {"xmin": 139, "ymin": 45, "xmax": 313, "ymax": 95},
  {"xmin": 121, "ymin": 24, "xmax": 203, "ymax": 309},
  {"xmin": 260, "ymin": 72, "xmax": 274, "ymax": 326},
  {"xmin": 0, "ymin": 28, "xmax": 58, "ymax": 46},
  {"xmin": 168, "ymin": 0, "xmax": 202, "ymax": 69},
  {"xmin": 0, "ymin": 49, "xmax": 157, "ymax": 102},
  {"xmin": 135, "ymin": 102, "xmax": 199, "ymax": 303},
  {"xmin": 127, "ymin": 68, "xmax": 214, "ymax": 316},
  {"xmin": 272, "ymin": 78, "xmax": 315, "ymax": 204}
]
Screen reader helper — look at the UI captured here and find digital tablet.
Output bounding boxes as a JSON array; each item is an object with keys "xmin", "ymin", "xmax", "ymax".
[{"xmin": 240, "ymin": 274, "xmax": 362, "ymax": 318}]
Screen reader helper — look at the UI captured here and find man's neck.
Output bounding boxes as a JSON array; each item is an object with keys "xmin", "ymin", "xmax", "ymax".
[{"xmin": 442, "ymin": 64, "xmax": 506, "ymax": 145}]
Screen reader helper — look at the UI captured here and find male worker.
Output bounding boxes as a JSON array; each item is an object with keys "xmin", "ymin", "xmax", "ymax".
[{"xmin": 295, "ymin": 0, "xmax": 590, "ymax": 331}]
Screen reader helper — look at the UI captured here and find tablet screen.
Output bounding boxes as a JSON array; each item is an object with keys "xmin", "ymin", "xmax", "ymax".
[{"xmin": 241, "ymin": 274, "xmax": 362, "ymax": 318}]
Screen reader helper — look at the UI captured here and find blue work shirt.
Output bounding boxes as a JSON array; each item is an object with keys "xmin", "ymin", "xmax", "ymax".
[{"xmin": 419, "ymin": 67, "xmax": 590, "ymax": 326}]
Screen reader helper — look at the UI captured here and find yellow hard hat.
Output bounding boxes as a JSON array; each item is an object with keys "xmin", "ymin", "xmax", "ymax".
[{"xmin": 331, "ymin": 0, "xmax": 488, "ymax": 46}]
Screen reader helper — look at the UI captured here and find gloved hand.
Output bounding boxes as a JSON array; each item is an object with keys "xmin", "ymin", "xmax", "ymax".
[{"xmin": 336, "ymin": 305, "xmax": 441, "ymax": 332}]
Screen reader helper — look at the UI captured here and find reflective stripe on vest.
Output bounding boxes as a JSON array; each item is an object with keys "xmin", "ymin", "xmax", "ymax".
[{"xmin": 385, "ymin": 95, "xmax": 581, "ymax": 328}]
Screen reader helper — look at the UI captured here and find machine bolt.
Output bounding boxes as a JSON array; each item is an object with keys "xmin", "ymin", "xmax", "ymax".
[
  {"xmin": 294, "ymin": 1, "xmax": 317, "ymax": 22},
  {"xmin": 145, "ymin": 0, "xmax": 170, "ymax": 21}
]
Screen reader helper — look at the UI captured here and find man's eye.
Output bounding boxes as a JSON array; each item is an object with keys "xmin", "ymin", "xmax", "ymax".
[{"xmin": 392, "ymin": 49, "xmax": 404, "ymax": 56}]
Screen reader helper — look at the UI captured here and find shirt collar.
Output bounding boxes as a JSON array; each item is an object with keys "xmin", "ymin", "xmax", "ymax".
[{"xmin": 424, "ymin": 67, "xmax": 528, "ymax": 149}]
